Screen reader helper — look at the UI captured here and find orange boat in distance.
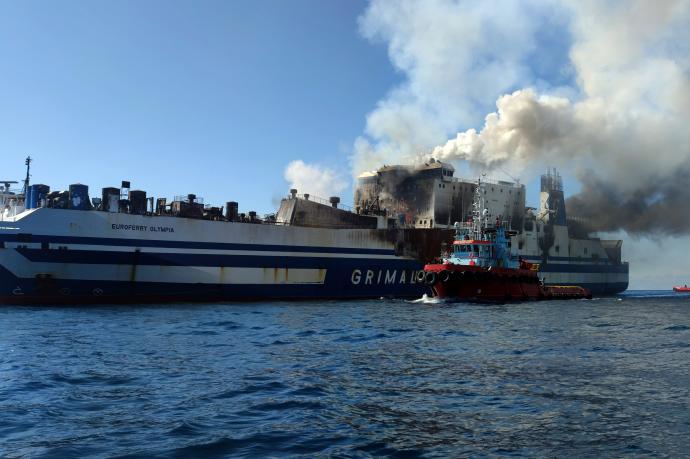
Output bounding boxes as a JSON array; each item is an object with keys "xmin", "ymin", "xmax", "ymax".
[{"xmin": 673, "ymin": 285, "xmax": 690, "ymax": 292}]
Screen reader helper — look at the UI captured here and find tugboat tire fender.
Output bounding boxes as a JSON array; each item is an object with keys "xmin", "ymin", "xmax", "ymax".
[
  {"xmin": 425, "ymin": 271, "xmax": 438, "ymax": 285},
  {"xmin": 439, "ymin": 270, "xmax": 451, "ymax": 283}
]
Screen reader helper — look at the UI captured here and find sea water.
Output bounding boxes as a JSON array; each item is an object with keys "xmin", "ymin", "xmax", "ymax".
[{"xmin": 1, "ymin": 292, "xmax": 689, "ymax": 457}]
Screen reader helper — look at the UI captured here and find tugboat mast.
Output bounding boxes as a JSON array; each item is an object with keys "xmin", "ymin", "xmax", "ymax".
[{"xmin": 470, "ymin": 176, "xmax": 487, "ymax": 241}]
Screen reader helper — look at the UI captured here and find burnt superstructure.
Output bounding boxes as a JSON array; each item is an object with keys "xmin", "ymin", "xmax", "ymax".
[
  {"xmin": 355, "ymin": 159, "xmax": 525, "ymax": 229},
  {"xmin": 354, "ymin": 162, "xmax": 628, "ymax": 294}
]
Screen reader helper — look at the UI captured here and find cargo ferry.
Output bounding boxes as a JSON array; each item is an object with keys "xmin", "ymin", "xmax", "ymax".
[
  {"xmin": 0, "ymin": 158, "xmax": 628, "ymax": 304},
  {"xmin": 1, "ymin": 160, "xmax": 440, "ymax": 304}
]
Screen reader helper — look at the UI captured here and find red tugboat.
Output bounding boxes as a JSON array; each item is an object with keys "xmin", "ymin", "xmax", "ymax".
[
  {"xmin": 673, "ymin": 285, "xmax": 690, "ymax": 292},
  {"xmin": 423, "ymin": 179, "xmax": 591, "ymax": 302}
]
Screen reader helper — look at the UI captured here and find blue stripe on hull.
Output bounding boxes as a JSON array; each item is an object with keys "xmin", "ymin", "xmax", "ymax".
[
  {"xmin": 0, "ymin": 234, "xmax": 394, "ymax": 255},
  {"xmin": 14, "ymin": 250, "xmax": 630, "ymax": 279},
  {"xmin": 538, "ymin": 263, "xmax": 629, "ymax": 274},
  {"xmin": 523, "ymin": 255, "xmax": 625, "ymax": 264},
  {"xmin": 16, "ymin": 249, "xmax": 389, "ymax": 268}
]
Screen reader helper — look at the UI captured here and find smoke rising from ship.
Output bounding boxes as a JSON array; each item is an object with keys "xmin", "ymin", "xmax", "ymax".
[
  {"xmin": 284, "ymin": 160, "xmax": 348, "ymax": 200},
  {"xmin": 351, "ymin": 0, "xmax": 690, "ymax": 235}
]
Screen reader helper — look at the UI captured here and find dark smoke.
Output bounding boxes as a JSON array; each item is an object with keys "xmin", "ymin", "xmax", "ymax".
[{"xmin": 566, "ymin": 168, "xmax": 690, "ymax": 236}]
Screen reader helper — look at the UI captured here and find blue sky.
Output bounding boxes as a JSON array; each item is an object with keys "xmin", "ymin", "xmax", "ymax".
[
  {"xmin": 1, "ymin": 0, "xmax": 401, "ymax": 213},
  {"xmin": 3, "ymin": 1, "xmax": 690, "ymax": 289},
  {"xmin": 0, "ymin": 0, "xmax": 585, "ymax": 212}
]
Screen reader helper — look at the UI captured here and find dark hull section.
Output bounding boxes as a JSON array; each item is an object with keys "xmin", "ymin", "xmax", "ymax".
[
  {"xmin": 527, "ymin": 257, "xmax": 629, "ymax": 295},
  {"xmin": 425, "ymin": 265, "xmax": 591, "ymax": 302},
  {"xmin": 426, "ymin": 266, "xmax": 544, "ymax": 302},
  {"xmin": 0, "ymin": 260, "xmax": 430, "ymax": 305}
]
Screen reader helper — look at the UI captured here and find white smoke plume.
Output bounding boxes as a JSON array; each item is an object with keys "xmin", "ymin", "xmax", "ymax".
[
  {"xmin": 430, "ymin": 89, "xmax": 583, "ymax": 170},
  {"xmin": 352, "ymin": 0, "xmax": 554, "ymax": 173},
  {"xmin": 354, "ymin": 0, "xmax": 690, "ymax": 235},
  {"xmin": 283, "ymin": 160, "xmax": 348, "ymax": 200}
]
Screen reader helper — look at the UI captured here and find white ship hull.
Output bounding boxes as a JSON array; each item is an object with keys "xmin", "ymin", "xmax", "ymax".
[{"xmin": 0, "ymin": 208, "xmax": 427, "ymax": 304}]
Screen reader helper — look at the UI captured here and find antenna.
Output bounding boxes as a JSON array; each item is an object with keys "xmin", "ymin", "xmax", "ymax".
[
  {"xmin": 22, "ymin": 156, "xmax": 32, "ymax": 195},
  {"xmin": 498, "ymin": 167, "xmax": 520, "ymax": 186}
]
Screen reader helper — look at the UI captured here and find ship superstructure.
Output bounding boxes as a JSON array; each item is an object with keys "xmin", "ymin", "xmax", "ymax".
[
  {"xmin": 0, "ymin": 181, "xmax": 23, "ymax": 219},
  {"xmin": 355, "ymin": 159, "xmax": 526, "ymax": 229},
  {"xmin": 513, "ymin": 169, "xmax": 628, "ymax": 293}
]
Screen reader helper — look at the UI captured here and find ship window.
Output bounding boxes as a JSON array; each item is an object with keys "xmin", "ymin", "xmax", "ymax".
[
  {"xmin": 584, "ymin": 247, "xmax": 588, "ymax": 255},
  {"xmin": 439, "ymin": 184, "xmax": 442, "ymax": 188},
  {"xmin": 473, "ymin": 245, "xmax": 479, "ymax": 252},
  {"xmin": 555, "ymin": 245, "xmax": 560, "ymax": 253}
]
